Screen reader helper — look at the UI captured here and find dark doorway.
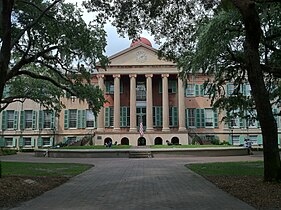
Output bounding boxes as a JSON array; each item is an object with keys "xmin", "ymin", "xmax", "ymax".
[
  {"xmin": 154, "ymin": 137, "xmax": 163, "ymax": 145},
  {"xmin": 138, "ymin": 137, "xmax": 146, "ymax": 146},
  {"xmin": 171, "ymin": 137, "xmax": 179, "ymax": 145},
  {"xmin": 104, "ymin": 138, "xmax": 112, "ymax": 145},
  {"xmin": 121, "ymin": 137, "xmax": 129, "ymax": 145}
]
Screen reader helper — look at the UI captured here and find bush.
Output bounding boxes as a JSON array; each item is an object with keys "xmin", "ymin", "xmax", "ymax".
[
  {"xmin": 0, "ymin": 149, "xmax": 17, "ymax": 156},
  {"xmin": 19, "ymin": 148, "xmax": 34, "ymax": 153}
]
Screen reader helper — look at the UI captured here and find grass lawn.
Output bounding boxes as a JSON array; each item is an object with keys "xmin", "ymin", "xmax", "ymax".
[
  {"xmin": 187, "ymin": 161, "xmax": 263, "ymax": 176},
  {"xmin": 150, "ymin": 144, "xmax": 234, "ymax": 149},
  {"xmin": 58, "ymin": 145, "xmax": 131, "ymax": 149},
  {"xmin": 1, "ymin": 162, "xmax": 92, "ymax": 177}
]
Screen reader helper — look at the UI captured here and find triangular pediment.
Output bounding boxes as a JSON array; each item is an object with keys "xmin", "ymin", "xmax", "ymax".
[{"xmin": 107, "ymin": 43, "xmax": 175, "ymax": 67}]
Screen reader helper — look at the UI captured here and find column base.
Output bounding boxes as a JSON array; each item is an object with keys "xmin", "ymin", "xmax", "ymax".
[
  {"xmin": 129, "ymin": 128, "xmax": 137, "ymax": 132},
  {"xmin": 178, "ymin": 127, "xmax": 186, "ymax": 132},
  {"xmin": 162, "ymin": 127, "xmax": 170, "ymax": 132}
]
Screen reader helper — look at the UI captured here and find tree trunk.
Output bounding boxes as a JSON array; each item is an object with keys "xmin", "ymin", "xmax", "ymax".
[{"xmin": 231, "ymin": 0, "xmax": 281, "ymax": 181}]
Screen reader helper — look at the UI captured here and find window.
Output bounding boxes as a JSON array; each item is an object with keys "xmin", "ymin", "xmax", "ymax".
[
  {"xmin": 187, "ymin": 109, "xmax": 196, "ymax": 127},
  {"xmin": 205, "ymin": 109, "xmax": 214, "ymax": 127},
  {"xmin": 105, "ymin": 107, "xmax": 114, "ymax": 127},
  {"xmin": 68, "ymin": 137, "xmax": 76, "ymax": 144},
  {"xmin": 44, "ymin": 111, "xmax": 51, "ymax": 128},
  {"xmin": 5, "ymin": 138, "xmax": 13, "ymax": 147},
  {"xmin": 231, "ymin": 135, "xmax": 240, "ymax": 145},
  {"xmin": 185, "ymin": 84, "xmax": 195, "ymax": 96},
  {"xmin": 168, "ymin": 80, "xmax": 177, "ymax": 93},
  {"xmin": 42, "ymin": 137, "xmax": 51, "ymax": 146},
  {"xmin": 169, "ymin": 107, "xmax": 178, "ymax": 127},
  {"xmin": 248, "ymin": 135, "xmax": 258, "ymax": 145},
  {"xmin": 7, "ymin": 111, "xmax": 14, "ymax": 129},
  {"xmin": 120, "ymin": 107, "xmax": 129, "ymax": 127},
  {"xmin": 24, "ymin": 137, "xmax": 32, "ymax": 146},
  {"xmin": 136, "ymin": 82, "xmax": 146, "ymax": 101},
  {"xmin": 69, "ymin": 109, "xmax": 77, "ymax": 128},
  {"xmin": 105, "ymin": 81, "xmax": 114, "ymax": 94},
  {"xmin": 86, "ymin": 110, "xmax": 95, "ymax": 128},
  {"xmin": 153, "ymin": 106, "xmax": 162, "ymax": 127},
  {"xmin": 25, "ymin": 111, "xmax": 32, "ymax": 128},
  {"xmin": 227, "ymin": 83, "xmax": 235, "ymax": 96}
]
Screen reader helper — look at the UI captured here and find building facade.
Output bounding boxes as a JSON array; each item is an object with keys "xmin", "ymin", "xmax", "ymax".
[{"xmin": 0, "ymin": 38, "xmax": 280, "ymax": 149}]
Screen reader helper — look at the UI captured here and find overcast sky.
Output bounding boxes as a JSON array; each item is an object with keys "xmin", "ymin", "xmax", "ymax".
[{"xmin": 65, "ymin": 0, "xmax": 158, "ymax": 56}]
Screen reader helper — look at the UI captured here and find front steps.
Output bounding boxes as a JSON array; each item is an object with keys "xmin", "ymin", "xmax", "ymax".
[{"xmin": 129, "ymin": 150, "xmax": 153, "ymax": 158}]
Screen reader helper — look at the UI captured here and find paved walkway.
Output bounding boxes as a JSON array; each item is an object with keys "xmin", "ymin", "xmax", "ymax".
[{"xmin": 1, "ymin": 153, "xmax": 264, "ymax": 210}]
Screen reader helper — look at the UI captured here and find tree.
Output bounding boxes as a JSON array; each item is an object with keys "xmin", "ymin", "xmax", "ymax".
[
  {"xmin": 85, "ymin": 0, "xmax": 281, "ymax": 181},
  {"xmin": 0, "ymin": 0, "xmax": 107, "ymax": 115}
]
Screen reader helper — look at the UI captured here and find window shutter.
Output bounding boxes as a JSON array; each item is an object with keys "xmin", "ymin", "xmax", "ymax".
[
  {"xmin": 38, "ymin": 110, "xmax": 43, "ymax": 129},
  {"xmin": 200, "ymin": 109, "xmax": 205, "ymax": 127},
  {"xmin": 196, "ymin": 109, "xmax": 201, "ymax": 128},
  {"xmin": 19, "ymin": 136, "xmax": 24, "ymax": 147},
  {"xmin": 239, "ymin": 135, "xmax": 245, "ymax": 145},
  {"xmin": 20, "ymin": 111, "xmax": 25, "ymax": 130},
  {"xmin": 50, "ymin": 137, "xmax": 54, "ymax": 146},
  {"xmin": 0, "ymin": 137, "xmax": 5, "ymax": 147},
  {"xmin": 78, "ymin": 110, "xmax": 82, "ymax": 128},
  {"xmin": 51, "ymin": 111, "xmax": 55, "ymax": 129},
  {"xmin": 12, "ymin": 137, "xmax": 17, "ymax": 147},
  {"xmin": 105, "ymin": 81, "xmax": 110, "ymax": 93},
  {"xmin": 37, "ymin": 136, "xmax": 43, "ymax": 147},
  {"xmin": 82, "ymin": 110, "xmax": 86, "ymax": 128},
  {"xmin": 172, "ymin": 80, "xmax": 177, "ymax": 93},
  {"xmin": 200, "ymin": 84, "xmax": 204, "ymax": 96},
  {"xmin": 228, "ymin": 135, "xmax": 233, "ymax": 145},
  {"xmin": 64, "ymin": 110, "xmax": 69, "ymax": 129},
  {"xmin": 278, "ymin": 134, "xmax": 280, "ymax": 145},
  {"xmin": 239, "ymin": 118, "xmax": 245, "ymax": 128},
  {"xmin": 226, "ymin": 84, "xmax": 231, "ymax": 96},
  {"xmin": 32, "ymin": 110, "xmax": 37, "ymax": 130},
  {"xmin": 13, "ymin": 111, "xmax": 18, "ymax": 130},
  {"xmin": 173, "ymin": 107, "xmax": 178, "ymax": 126},
  {"xmin": 105, "ymin": 107, "xmax": 110, "ymax": 127},
  {"xmin": 257, "ymin": 135, "xmax": 263, "ymax": 145},
  {"xmin": 214, "ymin": 110, "xmax": 218, "ymax": 128},
  {"xmin": 195, "ymin": 84, "xmax": 200, "ymax": 96},
  {"xmin": 1, "ymin": 110, "xmax": 7, "ymax": 130},
  {"xmin": 185, "ymin": 109, "xmax": 188, "ymax": 128},
  {"xmin": 31, "ymin": 137, "xmax": 35, "ymax": 147},
  {"xmin": 159, "ymin": 80, "xmax": 162, "ymax": 93}
]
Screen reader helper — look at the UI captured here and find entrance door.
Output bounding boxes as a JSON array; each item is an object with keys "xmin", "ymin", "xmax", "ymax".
[
  {"xmin": 138, "ymin": 137, "xmax": 146, "ymax": 146},
  {"xmin": 136, "ymin": 107, "xmax": 146, "ymax": 130}
]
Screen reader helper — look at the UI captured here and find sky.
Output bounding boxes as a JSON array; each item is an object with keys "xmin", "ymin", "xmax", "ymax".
[{"xmin": 65, "ymin": 0, "xmax": 158, "ymax": 56}]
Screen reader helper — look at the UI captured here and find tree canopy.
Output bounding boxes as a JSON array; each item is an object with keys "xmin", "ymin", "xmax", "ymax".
[
  {"xmin": 85, "ymin": 0, "xmax": 281, "ymax": 181},
  {"xmin": 0, "ymin": 0, "xmax": 107, "ymax": 114}
]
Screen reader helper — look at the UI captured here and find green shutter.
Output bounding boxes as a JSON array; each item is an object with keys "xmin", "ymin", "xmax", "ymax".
[
  {"xmin": 37, "ymin": 136, "xmax": 43, "ymax": 147},
  {"xmin": 185, "ymin": 109, "xmax": 188, "ymax": 128},
  {"xmin": 14, "ymin": 111, "xmax": 18, "ymax": 130},
  {"xmin": 105, "ymin": 107, "xmax": 110, "ymax": 127},
  {"xmin": 172, "ymin": 107, "xmax": 178, "ymax": 126},
  {"xmin": 31, "ymin": 137, "xmax": 35, "ymax": 147},
  {"xmin": 257, "ymin": 135, "xmax": 263, "ymax": 145},
  {"xmin": 278, "ymin": 134, "xmax": 280, "ymax": 145},
  {"xmin": 214, "ymin": 110, "xmax": 218, "ymax": 128},
  {"xmin": 228, "ymin": 135, "xmax": 233, "ymax": 145},
  {"xmin": 171, "ymin": 80, "xmax": 177, "ymax": 93},
  {"xmin": 51, "ymin": 111, "xmax": 55, "ymax": 129},
  {"xmin": 239, "ymin": 135, "xmax": 245, "ymax": 145},
  {"xmin": 195, "ymin": 84, "xmax": 200, "ymax": 96},
  {"xmin": 196, "ymin": 109, "xmax": 201, "ymax": 128},
  {"xmin": 120, "ymin": 107, "xmax": 127, "ymax": 127},
  {"xmin": 39, "ymin": 110, "xmax": 44, "ymax": 129},
  {"xmin": 64, "ymin": 110, "xmax": 69, "ymax": 129},
  {"xmin": 1, "ymin": 110, "xmax": 7, "ymax": 130},
  {"xmin": 239, "ymin": 118, "xmax": 245, "ymax": 128},
  {"xmin": 201, "ymin": 109, "xmax": 205, "ymax": 128},
  {"xmin": 200, "ymin": 84, "xmax": 204, "ymax": 96},
  {"xmin": 78, "ymin": 110, "xmax": 82, "ymax": 128},
  {"xmin": 50, "ymin": 137, "xmax": 54, "ymax": 146},
  {"xmin": 19, "ymin": 136, "xmax": 24, "ymax": 147},
  {"xmin": 82, "ymin": 110, "xmax": 86, "ymax": 128},
  {"xmin": 105, "ymin": 81, "xmax": 110, "ymax": 93},
  {"xmin": 32, "ymin": 110, "xmax": 37, "ymax": 130},
  {"xmin": 12, "ymin": 137, "xmax": 17, "ymax": 147},
  {"xmin": 20, "ymin": 111, "xmax": 25, "ymax": 130},
  {"xmin": 0, "ymin": 137, "xmax": 5, "ymax": 147}
]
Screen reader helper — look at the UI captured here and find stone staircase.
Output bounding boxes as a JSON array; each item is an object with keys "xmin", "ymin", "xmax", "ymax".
[{"xmin": 129, "ymin": 150, "xmax": 153, "ymax": 158}]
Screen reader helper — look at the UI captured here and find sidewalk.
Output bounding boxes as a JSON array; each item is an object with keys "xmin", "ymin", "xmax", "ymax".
[{"xmin": 1, "ymin": 153, "xmax": 261, "ymax": 210}]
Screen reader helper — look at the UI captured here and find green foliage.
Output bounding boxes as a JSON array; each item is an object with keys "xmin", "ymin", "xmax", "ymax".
[
  {"xmin": 58, "ymin": 145, "xmax": 131, "ymax": 149},
  {"xmin": 187, "ymin": 161, "xmax": 264, "ymax": 176},
  {"xmin": 0, "ymin": 149, "xmax": 17, "ymax": 156},
  {"xmin": 1, "ymin": 162, "xmax": 92, "ymax": 176},
  {"xmin": 0, "ymin": 0, "xmax": 108, "ymax": 115}
]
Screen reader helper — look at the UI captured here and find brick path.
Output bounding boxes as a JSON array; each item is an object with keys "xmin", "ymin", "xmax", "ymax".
[{"xmin": 1, "ymin": 153, "xmax": 261, "ymax": 210}]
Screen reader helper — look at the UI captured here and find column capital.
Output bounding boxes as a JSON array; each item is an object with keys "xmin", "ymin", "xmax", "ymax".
[
  {"xmin": 145, "ymin": 74, "xmax": 153, "ymax": 78},
  {"xmin": 161, "ymin": 74, "xmax": 169, "ymax": 78},
  {"xmin": 129, "ymin": 74, "xmax": 137, "ymax": 78},
  {"xmin": 96, "ymin": 74, "xmax": 105, "ymax": 78},
  {"xmin": 113, "ymin": 74, "xmax": 121, "ymax": 78}
]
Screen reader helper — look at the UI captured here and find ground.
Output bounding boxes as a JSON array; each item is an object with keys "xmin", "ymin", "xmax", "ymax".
[{"xmin": 0, "ymin": 175, "xmax": 280, "ymax": 209}]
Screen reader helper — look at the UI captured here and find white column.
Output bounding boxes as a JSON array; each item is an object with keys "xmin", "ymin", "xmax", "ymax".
[
  {"xmin": 146, "ymin": 74, "xmax": 153, "ymax": 132},
  {"xmin": 113, "ymin": 74, "xmax": 120, "ymax": 131},
  {"xmin": 97, "ymin": 74, "xmax": 105, "ymax": 132},
  {"xmin": 129, "ymin": 74, "xmax": 137, "ymax": 132},
  {"xmin": 162, "ymin": 74, "xmax": 170, "ymax": 132},
  {"xmin": 178, "ymin": 77, "xmax": 186, "ymax": 131}
]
